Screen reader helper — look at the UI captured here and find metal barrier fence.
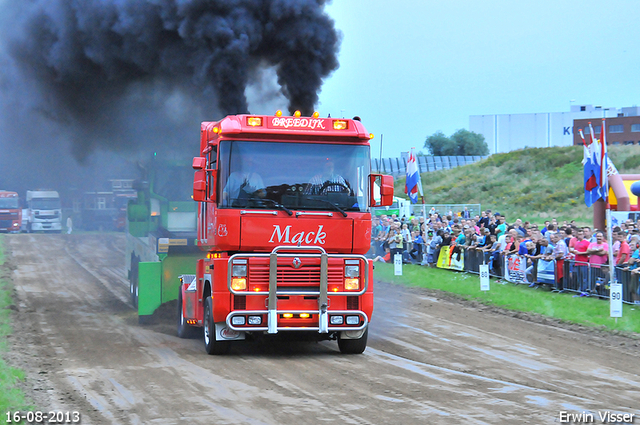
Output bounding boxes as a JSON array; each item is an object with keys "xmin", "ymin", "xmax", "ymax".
[
  {"xmin": 369, "ymin": 238, "xmax": 640, "ymax": 304},
  {"xmin": 371, "ymin": 155, "xmax": 487, "ymax": 177},
  {"xmin": 431, "ymin": 248, "xmax": 640, "ymax": 305},
  {"xmin": 409, "ymin": 204, "xmax": 482, "ymax": 219}
]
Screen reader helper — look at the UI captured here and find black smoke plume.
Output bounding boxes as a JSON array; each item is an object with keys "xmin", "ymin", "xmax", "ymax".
[{"xmin": 1, "ymin": 0, "xmax": 340, "ymax": 162}]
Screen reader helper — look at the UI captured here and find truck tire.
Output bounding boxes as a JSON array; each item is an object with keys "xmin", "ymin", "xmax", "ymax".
[
  {"xmin": 177, "ymin": 291, "xmax": 200, "ymax": 339},
  {"xmin": 203, "ymin": 296, "xmax": 229, "ymax": 355},
  {"xmin": 338, "ymin": 328, "xmax": 368, "ymax": 354}
]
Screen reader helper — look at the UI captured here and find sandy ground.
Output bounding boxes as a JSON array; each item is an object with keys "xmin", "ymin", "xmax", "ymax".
[{"xmin": 3, "ymin": 233, "xmax": 640, "ymax": 424}]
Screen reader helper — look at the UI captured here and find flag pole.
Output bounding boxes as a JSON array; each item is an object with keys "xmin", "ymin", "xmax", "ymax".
[
  {"xmin": 598, "ymin": 118, "xmax": 617, "ymax": 315},
  {"xmin": 601, "ymin": 118, "xmax": 616, "ymax": 300},
  {"xmin": 379, "ymin": 134, "xmax": 383, "ymax": 171}
]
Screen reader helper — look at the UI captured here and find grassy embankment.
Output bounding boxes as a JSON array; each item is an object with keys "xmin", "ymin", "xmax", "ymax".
[
  {"xmin": 0, "ymin": 235, "xmax": 32, "ymax": 411},
  {"xmin": 396, "ymin": 144, "xmax": 640, "ymax": 224},
  {"xmin": 375, "ymin": 262, "xmax": 640, "ymax": 335}
]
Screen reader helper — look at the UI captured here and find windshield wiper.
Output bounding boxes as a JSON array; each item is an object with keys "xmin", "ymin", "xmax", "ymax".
[
  {"xmin": 260, "ymin": 198, "xmax": 293, "ymax": 216},
  {"xmin": 302, "ymin": 197, "xmax": 348, "ymax": 217}
]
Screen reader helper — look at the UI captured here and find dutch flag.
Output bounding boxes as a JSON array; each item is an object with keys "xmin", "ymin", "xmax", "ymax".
[{"xmin": 405, "ymin": 148, "xmax": 423, "ymax": 204}]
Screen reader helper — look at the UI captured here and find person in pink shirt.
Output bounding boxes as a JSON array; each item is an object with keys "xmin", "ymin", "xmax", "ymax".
[
  {"xmin": 586, "ymin": 231, "xmax": 609, "ymax": 296},
  {"xmin": 571, "ymin": 228, "xmax": 592, "ymax": 294},
  {"xmin": 614, "ymin": 230, "xmax": 630, "ymax": 266},
  {"xmin": 614, "ymin": 229, "xmax": 631, "ymax": 285},
  {"xmin": 587, "ymin": 231, "xmax": 609, "ymax": 266}
]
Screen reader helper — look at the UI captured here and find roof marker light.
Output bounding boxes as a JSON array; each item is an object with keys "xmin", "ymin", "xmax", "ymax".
[
  {"xmin": 247, "ymin": 117, "xmax": 263, "ymax": 127},
  {"xmin": 294, "ymin": 110, "xmax": 301, "ymax": 117},
  {"xmin": 333, "ymin": 120, "xmax": 348, "ymax": 130},
  {"xmin": 369, "ymin": 133, "xmax": 375, "ymax": 139},
  {"xmin": 312, "ymin": 111, "xmax": 319, "ymax": 118},
  {"xmin": 275, "ymin": 110, "xmax": 283, "ymax": 117}
]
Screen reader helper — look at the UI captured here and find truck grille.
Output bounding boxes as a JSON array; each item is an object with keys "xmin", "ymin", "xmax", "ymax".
[
  {"xmin": 347, "ymin": 296, "xmax": 359, "ymax": 310},
  {"xmin": 248, "ymin": 264, "xmax": 343, "ymax": 289},
  {"xmin": 35, "ymin": 214, "xmax": 58, "ymax": 219},
  {"xmin": 0, "ymin": 212, "xmax": 18, "ymax": 220},
  {"xmin": 233, "ymin": 295, "xmax": 246, "ymax": 310},
  {"xmin": 0, "ymin": 220, "xmax": 13, "ymax": 229}
]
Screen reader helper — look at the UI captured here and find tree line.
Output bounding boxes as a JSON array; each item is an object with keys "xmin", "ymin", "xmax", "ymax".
[{"xmin": 424, "ymin": 129, "xmax": 489, "ymax": 156}]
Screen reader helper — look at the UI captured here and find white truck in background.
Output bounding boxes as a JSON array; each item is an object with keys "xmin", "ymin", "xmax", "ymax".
[{"xmin": 25, "ymin": 190, "xmax": 62, "ymax": 233}]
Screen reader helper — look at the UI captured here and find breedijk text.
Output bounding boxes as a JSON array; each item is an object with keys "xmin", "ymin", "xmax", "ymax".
[{"xmin": 271, "ymin": 117, "xmax": 326, "ymax": 130}]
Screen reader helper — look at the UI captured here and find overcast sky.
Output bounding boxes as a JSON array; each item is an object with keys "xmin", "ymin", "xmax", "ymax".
[{"xmin": 317, "ymin": 0, "xmax": 640, "ymax": 159}]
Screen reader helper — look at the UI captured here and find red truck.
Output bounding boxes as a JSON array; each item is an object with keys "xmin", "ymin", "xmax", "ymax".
[
  {"xmin": 177, "ymin": 111, "xmax": 394, "ymax": 354},
  {"xmin": 0, "ymin": 191, "xmax": 22, "ymax": 233}
]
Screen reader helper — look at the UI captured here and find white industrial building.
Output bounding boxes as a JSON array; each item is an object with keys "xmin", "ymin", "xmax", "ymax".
[{"xmin": 469, "ymin": 104, "xmax": 627, "ymax": 154}]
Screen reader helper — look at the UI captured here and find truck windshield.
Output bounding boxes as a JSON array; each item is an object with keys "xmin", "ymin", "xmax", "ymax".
[
  {"xmin": 0, "ymin": 198, "xmax": 19, "ymax": 208},
  {"xmin": 218, "ymin": 141, "xmax": 370, "ymax": 212},
  {"xmin": 30, "ymin": 198, "xmax": 61, "ymax": 210}
]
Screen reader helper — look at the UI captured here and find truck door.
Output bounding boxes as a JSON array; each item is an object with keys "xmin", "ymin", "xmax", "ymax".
[{"xmin": 199, "ymin": 147, "xmax": 217, "ymax": 243}]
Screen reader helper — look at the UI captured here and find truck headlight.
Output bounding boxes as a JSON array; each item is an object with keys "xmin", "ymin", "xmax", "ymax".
[
  {"xmin": 231, "ymin": 261, "xmax": 247, "ymax": 291},
  {"xmin": 344, "ymin": 261, "xmax": 360, "ymax": 290},
  {"xmin": 344, "ymin": 278, "xmax": 359, "ymax": 291},
  {"xmin": 344, "ymin": 265, "xmax": 359, "ymax": 277},
  {"xmin": 232, "ymin": 264, "xmax": 247, "ymax": 277},
  {"xmin": 231, "ymin": 277, "xmax": 247, "ymax": 291},
  {"xmin": 248, "ymin": 316, "xmax": 262, "ymax": 325},
  {"xmin": 346, "ymin": 316, "xmax": 360, "ymax": 325},
  {"xmin": 231, "ymin": 316, "xmax": 246, "ymax": 326}
]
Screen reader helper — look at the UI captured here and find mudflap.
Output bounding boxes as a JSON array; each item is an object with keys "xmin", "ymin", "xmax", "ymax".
[
  {"xmin": 138, "ymin": 262, "xmax": 162, "ymax": 317},
  {"xmin": 215, "ymin": 322, "xmax": 245, "ymax": 341}
]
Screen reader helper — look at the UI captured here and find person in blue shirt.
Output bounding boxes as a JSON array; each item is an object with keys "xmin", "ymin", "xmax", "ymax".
[{"xmin": 410, "ymin": 231, "xmax": 424, "ymax": 263}]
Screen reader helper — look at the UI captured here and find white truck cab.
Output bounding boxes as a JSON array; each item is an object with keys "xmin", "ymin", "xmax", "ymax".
[{"xmin": 26, "ymin": 190, "xmax": 62, "ymax": 233}]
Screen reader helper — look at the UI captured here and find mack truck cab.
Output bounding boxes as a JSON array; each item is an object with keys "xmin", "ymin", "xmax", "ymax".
[{"xmin": 177, "ymin": 112, "xmax": 394, "ymax": 354}]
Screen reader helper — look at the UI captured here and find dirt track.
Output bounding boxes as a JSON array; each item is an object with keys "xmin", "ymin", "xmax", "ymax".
[{"xmin": 4, "ymin": 234, "xmax": 640, "ymax": 424}]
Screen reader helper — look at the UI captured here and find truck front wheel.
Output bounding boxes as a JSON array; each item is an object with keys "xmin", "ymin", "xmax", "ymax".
[
  {"xmin": 338, "ymin": 328, "xmax": 368, "ymax": 354},
  {"xmin": 203, "ymin": 296, "xmax": 229, "ymax": 355}
]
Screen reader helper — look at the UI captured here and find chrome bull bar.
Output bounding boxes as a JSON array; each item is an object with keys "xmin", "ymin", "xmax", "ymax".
[{"xmin": 227, "ymin": 245, "xmax": 369, "ymax": 334}]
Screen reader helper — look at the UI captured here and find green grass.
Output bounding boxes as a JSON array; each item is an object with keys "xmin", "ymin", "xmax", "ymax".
[
  {"xmin": 375, "ymin": 262, "xmax": 640, "ymax": 335},
  {"xmin": 0, "ymin": 234, "xmax": 33, "ymax": 411}
]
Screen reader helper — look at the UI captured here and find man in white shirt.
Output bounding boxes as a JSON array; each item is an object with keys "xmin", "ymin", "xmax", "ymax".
[{"xmin": 222, "ymin": 157, "xmax": 265, "ymax": 206}]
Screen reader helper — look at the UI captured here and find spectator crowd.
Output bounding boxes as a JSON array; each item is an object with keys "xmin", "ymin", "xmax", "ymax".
[{"xmin": 369, "ymin": 209, "xmax": 640, "ymax": 302}]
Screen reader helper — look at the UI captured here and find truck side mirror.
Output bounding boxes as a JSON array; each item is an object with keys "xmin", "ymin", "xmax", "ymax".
[
  {"xmin": 193, "ymin": 157, "xmax": 207, "ymax": 202},
  {"xmin": 192, "ymin": 157, "xmax": 206, "ymax": 170},
  {"xmin": 370, "ymin": 174, "xmax": 394, "ymax": 207}
]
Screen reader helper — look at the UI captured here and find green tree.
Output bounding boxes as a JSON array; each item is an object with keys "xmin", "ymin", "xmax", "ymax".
[
  {"xmin": 424, "ymin": 131, "xmax": 456, "ymax": 156},
  {"xmin": 450, "ymin": 129, "xmax": 489, "ymax": 156},
  {"xmin": 424, "ymin": 129, "xmax": 489, "ymax": 156}
]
